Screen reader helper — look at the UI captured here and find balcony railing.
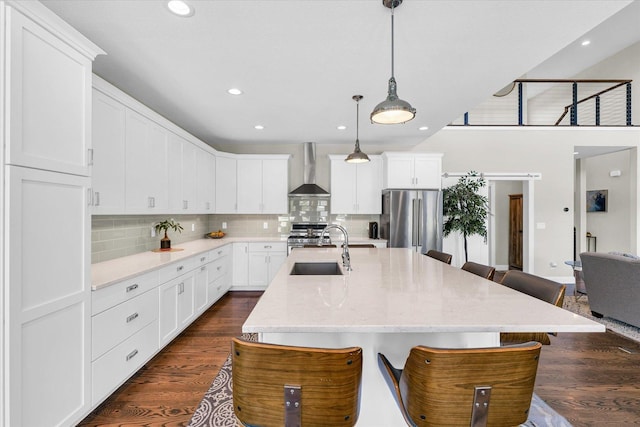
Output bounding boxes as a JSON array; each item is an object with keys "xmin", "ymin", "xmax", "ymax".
[{"xmin": 451, "ymin": 79, "xmax": 633, "ymax": 127}]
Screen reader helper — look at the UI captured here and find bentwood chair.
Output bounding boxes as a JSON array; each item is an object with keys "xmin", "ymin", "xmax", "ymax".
[
  {"xmin": 378, "ymin": 341, "xmax": 542, "ymax": 427},
  {"xmin": 425, "ymin": 250, "xmax": 453, "ymax": 265},
  {"xmin": 499, "ymin": 270, "xmax": 567, "ymax": 345},
  {"xmin": 461, "ymin": 261, "xmax": 496, "ymax": 280},
  {"xmin": 231, "ymin": 337, "xmax": 363, "ymax": 427}
]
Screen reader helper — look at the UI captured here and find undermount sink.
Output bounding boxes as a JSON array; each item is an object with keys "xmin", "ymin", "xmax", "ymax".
[{"xmin": 290, "ymin": 262, "xmax": 343, "ymax": 276}]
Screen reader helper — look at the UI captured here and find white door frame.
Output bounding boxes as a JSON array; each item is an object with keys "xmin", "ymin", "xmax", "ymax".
[{"xmin": 442, "ymin": 172, "xmax": 541, "ymax": 272}]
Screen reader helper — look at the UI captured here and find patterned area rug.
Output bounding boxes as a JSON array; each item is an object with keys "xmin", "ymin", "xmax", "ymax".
[
  {"xmin": 188, "ymin": 345, "xmax": 572, "ymax": 427},
  {"xmin": 563, "ymin": 295, "xmax": 640, "ymax": 343}
]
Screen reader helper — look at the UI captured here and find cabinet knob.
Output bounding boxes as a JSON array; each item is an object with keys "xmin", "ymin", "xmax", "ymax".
[
  {"xmin": 126, "ymin": 284, "xmax": 139, "ymax": 293},
  {"xmin": 177, "ymin": 265, "xmax": 184, "ymax": 272},
  {"xmin": 126, "ymin": 312, "xmax": 139, "ymax": 323},
  {"xmin": 200, "ymin": 256, "xmax": 206, "ymax": 262}
]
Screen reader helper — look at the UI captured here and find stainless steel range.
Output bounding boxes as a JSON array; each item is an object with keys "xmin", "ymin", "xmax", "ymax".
[{"xmin": 287, "ymin": 223, "xmax": 331, "ymax": 254}]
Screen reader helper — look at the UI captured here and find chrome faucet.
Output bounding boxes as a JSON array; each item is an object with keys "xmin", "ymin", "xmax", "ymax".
[{"xmin": 320, "ymin": 224, "xmax": 351, "ymax": 271}]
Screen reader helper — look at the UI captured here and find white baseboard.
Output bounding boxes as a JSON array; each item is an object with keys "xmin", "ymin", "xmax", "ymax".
[{"xmin": 543, "ymin": 276, "xmax": 575, "ymax": 284}]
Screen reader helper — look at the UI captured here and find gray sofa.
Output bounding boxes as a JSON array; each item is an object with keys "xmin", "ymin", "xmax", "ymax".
[{"xmin": 580, "ymin": 252, "xmax": 640, "ymax": 328}]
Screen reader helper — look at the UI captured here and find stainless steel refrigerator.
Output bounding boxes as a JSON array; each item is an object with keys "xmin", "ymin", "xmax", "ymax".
[{"xmin": 380, "ymin": 189, "xmax": 443, "ymax": 254}]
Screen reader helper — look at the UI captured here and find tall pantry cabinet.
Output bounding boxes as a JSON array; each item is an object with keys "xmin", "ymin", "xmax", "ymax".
[{"xmin": 0, "ymin": 2, "xmax": 104, "ymax": 426}]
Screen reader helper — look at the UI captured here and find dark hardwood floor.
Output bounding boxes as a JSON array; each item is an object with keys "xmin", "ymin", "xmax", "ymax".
[{"xmin": 79, "ymin": 291, "xmax": 640, "ymax": 426}]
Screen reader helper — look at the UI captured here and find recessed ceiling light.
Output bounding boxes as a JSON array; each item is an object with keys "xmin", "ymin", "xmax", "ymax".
[
  {"xmin": 337, "ymin": 125, "xmax": 347, "ymax": 130},
  {"xmin": 254, "ymin": 125, "xmax": 264, "ymax": 130},
  {"xmin": 581, "ymin": 40, "xmax": 591, "ymax": 46},
  {"xmin": 227, "ymin": 88, "xmax": 243, "ymax": 95},
  {"xmin": 167, "ymin": 1, "xmax": 194, "ymax": 17},
  {"xmin": 418, "ymin": 126, "xmax": 429, "ymax": 131}
]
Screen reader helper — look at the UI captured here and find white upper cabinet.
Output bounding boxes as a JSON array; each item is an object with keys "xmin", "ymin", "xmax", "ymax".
[
  {"xmin": 5, "ymin": 5, "xmax": 101, "ymax": 176},
  {"xmin": 329, "ymin": 155, "xmax": 383, "ymax": 214},
  {"xmin": 124, "ymin": 109, "xmax": 169, "ymax": 213},
  {"xmin": 237, "ymin": 156, "xmax": 289, "ymax": 214},
  {"xmin": 196, "ymin": 148, "xmax": 215, "ymax": 213},
  {"xmin": 215, "ymin": 154, "xmax": 238, "ymax": 214},
  {"xmin": 382, "ymin": 152, "xmax": 443, "ymax": 189},
  {"xmin": 167, "ymin": 132, "xmax": 196, "ymax": 213},
  {"xmin": 91, "ymin": 88, "xmax": 126, "ymax": 214}
]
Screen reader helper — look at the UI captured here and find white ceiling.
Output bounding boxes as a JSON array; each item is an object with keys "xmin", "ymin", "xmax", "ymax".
[{"xmin": 41, "ymin": 0, "xmax": 640, "ymax": 149}]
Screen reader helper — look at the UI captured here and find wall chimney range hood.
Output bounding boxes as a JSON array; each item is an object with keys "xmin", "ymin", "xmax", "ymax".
[{"xmin": 289, "ymin": 142, "xmax": 330, "ymax": 197}]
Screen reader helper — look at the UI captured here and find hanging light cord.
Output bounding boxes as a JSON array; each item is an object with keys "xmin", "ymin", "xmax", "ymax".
[
  {"xmin": 356, "ymin": 99, "xmax": 360, "ymax": 140},
  {"xmin": 390, "ymin": 1, "xmax": 395, "ymax": 79}
]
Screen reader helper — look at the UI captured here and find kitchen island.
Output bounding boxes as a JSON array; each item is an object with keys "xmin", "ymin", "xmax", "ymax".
[{"xmin": 243, "ymin": 247, "xmax": 604, "ymax": 425}]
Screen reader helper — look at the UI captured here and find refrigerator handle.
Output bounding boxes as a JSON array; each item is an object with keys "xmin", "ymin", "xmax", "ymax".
[
  {"xmin": 411, "ymin": 198, "xmax": 417, "ymax": 247},
  {"xmin": 417, "ymin": 198, "xmax": 423, "ymax": 247}
]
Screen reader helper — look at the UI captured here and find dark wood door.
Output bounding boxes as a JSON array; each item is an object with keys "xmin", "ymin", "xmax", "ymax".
[{"xmin": 509, "ymin": 194, "xmax": 523, "ymax": 270}]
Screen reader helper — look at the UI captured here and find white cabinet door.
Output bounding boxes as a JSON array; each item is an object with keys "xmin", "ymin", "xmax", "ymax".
[
  {"xmin": 267, "ymin": 251, "xmax": 287, "ymax": 283},
  {"xmin": 413, "ymin": 156, "xmax": 442, "ymax": 189},
  {"xmin": 92, "ymin": 89, "xmax": 125, "ymax": 214},
  {"xmin": 262, "ymin": 159, "xmax": 289, "ymax": 214},
  {"xmin": 248, "ymin": 252, "xmax": 270, "ymax": 288},
  {"xmin": 196, "ymin": 149, "xmax": 215, "ymax": 213},
  {"xmin": 330, "ymin": 155, "xmax": 382, "ymax": 214},
  {"xmin": 194, "ymin": 265, "xmax": 209, "ymax": 314},
  {"xmin": 233, "ymin": 243, "xmax": 249, "ymax": 288},
  {"xmin": 330, "ymin": 159, "xmax": 358, "ymax": 214},
  {"xmin": 6, "ymin": 166, "xmax": 91, "ymax": 427},
  {"xmin": 125, "ymin": 110, "xmax": 169, "ymax": 213},
  {"xmin": 167, "ymin": 132, "xmax": 184, "ymax": 213},
  {"xmin": 384, "ymin": 155, "xmax": 416, "ymax": 189},
  {"xmin": 6, "ymin": 7, "xmax": 93, "ymax": 176},
  {"xmin": 182, "ymin": 139, "xmax": 197, "ymax": 212},
  {"xmin": 237, "ymin": 158, "xmax": 263, "ymax": 213},
  {"xmin": 355, "ymin": 156, "xmax": 383, "ymax": 214},
  {"xmin": 158, "ymin": 273, "xmax": 195, "ymax": 346},
  {"xmin": 215, "ymin": 155, "xmax": 237, "ymax": 213}
]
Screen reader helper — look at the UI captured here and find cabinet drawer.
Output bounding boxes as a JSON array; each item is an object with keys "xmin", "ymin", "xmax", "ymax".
[
  {"xmin": 92, "ymin": 320, "xmax": 158, "ymax": 406},
  {"xmin": 158, "ymin": 257, "xmax": 196, "ymax": 283},
  {"xmin": 209, "ymin": 256, "xmax": 228, "ymax": 282},
  {"xmin": 210, "ymin": 244, "xmax": 231, "ymax": 260},
  {"xmin": 92, "ymin": 270, "xmax": 158, "ymax": 315},
  {"xmin": 194, "ymin": 251, "xmax": 210, "ymax": 266},
  {"xmin": 248, "ymin": 242, "xmax": 287, "ymax": 252},
  {"xmin": 208, "ymin": 273, "xmax": 230, "ymax": 305},
  {"xmin": 92, "ymin": 288, "xmax": 159, "ymax": 360}
]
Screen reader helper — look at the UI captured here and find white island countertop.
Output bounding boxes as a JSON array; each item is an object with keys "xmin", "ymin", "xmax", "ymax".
[{"xmin": 243, "ymin": 247, "xmax": 604, "ymax": 335}]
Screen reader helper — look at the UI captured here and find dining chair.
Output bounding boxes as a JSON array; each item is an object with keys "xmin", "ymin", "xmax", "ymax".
[
  {"xmin": 498, "ymin": 270, "xmax": 567, "ymax": 345},
  {"xmin": 231, "ymin": 337, "xmax": 363, "ymax": 427},
  {"xmin": 425, "ymin": 250, "xmax": 453, "ymax": 264},
  {"xmin": 461, "ymin": 261, "xmax": 496, "ymax": 280},
  {"xmin": 377, "ymin": 341, "xmax": 542, "ymax": 427}
]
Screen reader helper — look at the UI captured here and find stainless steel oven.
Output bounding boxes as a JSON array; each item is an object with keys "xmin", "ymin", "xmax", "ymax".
[{"xmin": 287, "ymin": 223, "xmax": 331, "ymax": 254}]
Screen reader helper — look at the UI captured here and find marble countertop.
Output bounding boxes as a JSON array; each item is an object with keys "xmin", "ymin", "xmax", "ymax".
[
  {"xmin": 243, "ymin": 248, "xmax": 605, "ymax": 334},
  {"xmin": 91, "ymin": 236, "xmax": 385, "ymax": 291}
]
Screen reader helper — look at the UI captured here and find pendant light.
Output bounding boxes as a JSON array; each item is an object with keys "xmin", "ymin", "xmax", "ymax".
[
  {"xmin": 370, "ymin": 0, "xmax": 416, "ymax": 125},
  {"xmin": 345, "ymin": 95, "xmax": 370, "ymax": 164}
]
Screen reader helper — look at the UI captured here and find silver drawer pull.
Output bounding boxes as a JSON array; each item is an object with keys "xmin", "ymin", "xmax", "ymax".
[
  {"xmin": 217, "ymin": 250, "xmax": 223, "ymax": 255},
  {"xmin": 126, "ymin": 284, "xmax": 139, "ymax": 293},
  {"xmin": 201, "ymin": 266, "xmax": 206, "ymax": 272},
  {"xmin": 126, "ymin": 349, "xmax": 138, "ymax": 361},
  {"xmin": 200, "ymin": 256, "xmax": 206, "ymax": 262},
  {"xmin": 217, "ymin": 266, "xmax": 222, "ymax": 271},
  {"xmin": 265, "ymin": 245, "xmax": 272, "ymax": 249},
  {"xmin": 177, "ymin": 265, "xmax": 184, "ymax": 272},
  {"xmin": 126, "ymin": 312, "xmax": 139, "ymax": 323}
]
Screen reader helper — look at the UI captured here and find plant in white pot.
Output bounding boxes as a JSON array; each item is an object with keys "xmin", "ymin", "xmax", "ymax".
[{"xmin": 154, "ymin": 218, "xmax": 184, "ymax": 250}]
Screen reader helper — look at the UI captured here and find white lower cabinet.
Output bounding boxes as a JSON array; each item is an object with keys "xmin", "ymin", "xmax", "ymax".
[
  {"xmin": 159, "ymin": 273, "xmax": 195, "ymax": 347},
  {"xmin": 248, "ymin": 242, "xmax": 287, "ymax": 288},
  {"xmin": 232, "ymin": 243, "xmax": 250, "ymax": 288},
  {"xmin": 92, "ymin": 320, "xmax": 159, "ymax": 405}
]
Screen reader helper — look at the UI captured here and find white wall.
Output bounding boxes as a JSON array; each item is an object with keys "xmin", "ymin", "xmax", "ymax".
[
  {"xmin": 414, "ymin": 126, "xmax": 639, "ymax": 277},
  {"xmin": 584, "ymin": 149, "xmax": 632, "ymax": 253}
]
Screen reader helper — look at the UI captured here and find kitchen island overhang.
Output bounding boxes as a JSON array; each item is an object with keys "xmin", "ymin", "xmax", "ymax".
[{"xmin": 242, "ymin": 247, "xmax": 604, "ymax": 426}]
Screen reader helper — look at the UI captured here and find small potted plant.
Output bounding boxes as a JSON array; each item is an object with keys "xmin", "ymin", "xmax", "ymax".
[{"xmin": 155, "ymin": 218, "xmax": 184, "ymax": 250}]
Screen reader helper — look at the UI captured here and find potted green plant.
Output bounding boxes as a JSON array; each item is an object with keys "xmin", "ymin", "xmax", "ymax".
[
  {"xmin": 443, "ymin": 171, "xmax": 489, "ymax": 263},
  {"xmin": 154, "ymin": 218, "xmax": 184, "ymax": 250}
]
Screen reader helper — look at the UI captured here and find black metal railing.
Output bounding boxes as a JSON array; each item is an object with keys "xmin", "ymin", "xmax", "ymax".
[{"xmin": 452, "ymin": 79, "xmax": 633, "ymax": 127}]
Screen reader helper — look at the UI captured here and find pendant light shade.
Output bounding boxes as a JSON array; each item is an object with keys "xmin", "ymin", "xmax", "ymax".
[
  {"xmin": 345, "ymin": 95, "xmax": 370, "ymax": 164},
  {"xmin": 371, "ymin": 0, "xmax": 416, "ymax": 125}
]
